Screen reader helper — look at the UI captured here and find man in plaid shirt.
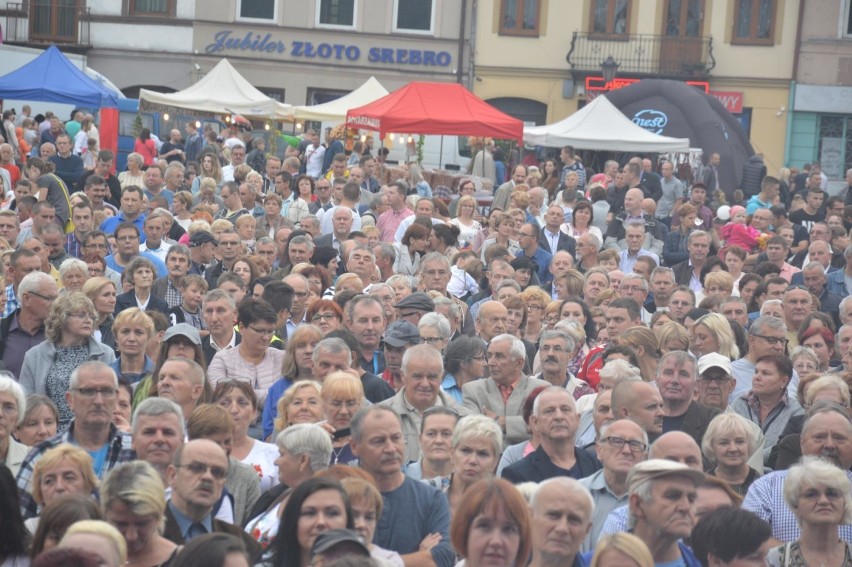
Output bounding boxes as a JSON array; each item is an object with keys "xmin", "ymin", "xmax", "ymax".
[
  {"xmin": 16, "ymin": 361, "xmax": 134, "ymax": 519},
  {"xmin": 743, "ymin": 403, "xmax": 852, "ymax": 542}
]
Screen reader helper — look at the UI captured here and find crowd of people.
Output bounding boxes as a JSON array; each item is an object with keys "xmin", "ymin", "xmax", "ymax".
[{"xmin": 3, "ymin": 105, "xmax": 852, "ymax": 567}]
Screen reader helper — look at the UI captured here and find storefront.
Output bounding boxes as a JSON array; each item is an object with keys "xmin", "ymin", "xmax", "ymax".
[
  {"xmin": 191, "ymin": 22, "xmax": 466, "ymax": 110},
  {"xmin": 788, "ymin": 84, "xmax": 852, "ymax": 193}
]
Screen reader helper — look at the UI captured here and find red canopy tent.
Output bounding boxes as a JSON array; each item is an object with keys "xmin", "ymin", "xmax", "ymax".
[{"xmin": 345, "ymin": 82, "xmax": 523, "ymax": 142}]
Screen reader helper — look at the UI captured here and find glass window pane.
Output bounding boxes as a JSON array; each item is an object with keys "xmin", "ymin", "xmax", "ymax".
[
  {"xmin": 240, "ymin": 0, "xmax": 275, "ymax": 20},
  {"xmin": 522, "ymin": 0, "xmax": 537, "ymax": 29},
  {"xmin": 319, "ymin": 0, "xmax": 355, "ymax": 26},
  {"xmin": 397, "ymin": 0, "xmax": 432, "ymax": 31},
  {"xmin": 613, "ymin": 0, "xmax": 628, "ymax": 33},
  {"xmin": 686, "ymin": 0, "xmax": 701, "ymax": 36},
  {"xmin": 667, "ymin": 0, "xmax": 682, "ymax": 36},
  {"xmin": 736, "ymin": 0, "xmax": 752, "ymax": 38},
  {"xmin": 593, "ymin": 0, "xmax": 608, "ymax": 33},
  {"xmin": 848, "ymin": 2, "xmax": 852, "ymax": 35},
  {"xmin": 134, "ymin": 0, "xmax": 168, "ymax": 12},
  {"xmin": 502, "ymin": 0, "xmax": 518, "ymax": 30},
  {"xmin": 757, "ymin": 0, "xmax": 771, "ymax": 38}
]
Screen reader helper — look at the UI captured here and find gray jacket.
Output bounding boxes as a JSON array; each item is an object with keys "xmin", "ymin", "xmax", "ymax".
[
  {"xmin": 19, "ymin": 336, "xmax": 116, "ymax": 395},
  {"xmin": 730, "ymin": 395, "xmax": 804, "ymax": 466}
]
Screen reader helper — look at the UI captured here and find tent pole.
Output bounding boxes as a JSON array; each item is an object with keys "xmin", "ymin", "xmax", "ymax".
[{"xmin": 439, "ymin": 135, "xmax": 444, "ymax": 170}]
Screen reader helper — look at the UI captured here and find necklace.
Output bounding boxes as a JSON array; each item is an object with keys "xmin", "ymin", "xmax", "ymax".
[{"xmin": 331, "ymin": 443, "xmax": 348, "ymax": 465}]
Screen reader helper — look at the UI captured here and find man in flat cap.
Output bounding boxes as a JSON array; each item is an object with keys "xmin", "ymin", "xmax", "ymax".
[
  {"xmin": 626, "ymin": 459, "xmax": 704, "ymax": 566},
  {"xmin": 394, "ymin": 292, "xmax": 435, "ymax": 327}
]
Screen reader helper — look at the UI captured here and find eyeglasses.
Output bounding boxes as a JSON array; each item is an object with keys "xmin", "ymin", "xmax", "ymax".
[
  {"xmin": 328, "ymin": 399, "xmax": 361, "ymax": 410},
  {"xmin": 600, "ymin": 436, "xmax": 647, "ymax": 452},
  {"xmin": 246, "ymin": 325, "xmax": 275, "ymax": 337},
  {"xmin": 116, "ymin": 235, "xmax": 138, "ymax": 242},
  {"xmin": 528, "ymin": 304, "xmax": 544, "ymax": 311},
  {"xmin": 72, "ymin": 387, "xmax": 118, "ymax": 399},
  {"xmin": 27, "ymin": 291, "xmax": 58, "ymax": 302},
  {"xmin": 175, "ymin": 461, "xmax": 228, "ymax": 480},
  {"xmin": 420, "ymin": 336, "xmax": 445, "ymax": 345},
  {"xmin": 311, "ymin": 313, "xmax": 338, "ymax": 322},
  {"xmin": 69, "ymin": 312, "xmax": 96, "ymax": 321},
  {"xmin": 752, "ymin": 334, "xmax": 789, "ymax": 347},
  {"xmin": 800, "ymin": 487, "xmax": 843, "ymax": 501},
  {"xmin": 700, "ymin": 374, "xmax": 732, "ymax": 383}
]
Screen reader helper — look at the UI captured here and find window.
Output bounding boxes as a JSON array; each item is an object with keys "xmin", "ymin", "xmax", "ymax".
[
  {"xmin": 845, "ymin": 0, "xmax": 852, "ymax": 36},
  {"xmin": 258, "ymin": 88, "xmax": 286, "ymax": 102},
  {"xmin": 237, "ymin": 0, "xmax": 277, "ymax": 22},
  {"xmin": 317, "ymin": 0, "xmax": 355, "ymax": 28},
  {"xmin": 499, "ymin": 0, "xmax": 540, "ymax": 36},
  {"xmin": 30, "ymin": 0, "xmax": 78, "ymax": 42},
  {"xmin": 590, "ymin": 0, "xmax": 629, "ymax": 36},
  {"xmin": 394, "ymin": 0, "xmax": 434, "ymax": 34},
  {"xmin": 129, "ymin": 0, "xmax": 174, "ymax": 16},
  {"xmin": 732, "ymin": 0, "xmax": 775, "ymax": 45}
]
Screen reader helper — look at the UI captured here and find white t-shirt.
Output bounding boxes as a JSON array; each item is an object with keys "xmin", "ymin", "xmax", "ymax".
[{"xmin": 241, "ymin": 439, "xmax": 280, "ymax": 493}]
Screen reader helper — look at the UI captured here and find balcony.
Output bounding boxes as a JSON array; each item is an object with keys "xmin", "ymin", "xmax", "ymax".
[
  {"xmin": 2, "ymin": 1, "xmax": 91, "ymax": 50},
  {"xmin": 567, "ymin": 32, "xmax": 715, "ymax": 78}
]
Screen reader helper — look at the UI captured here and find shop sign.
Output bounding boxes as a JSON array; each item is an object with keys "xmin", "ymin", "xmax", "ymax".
[
  {"xmin": 709, "ymin": 90, "xmax": 744, "ymax": 113},
  {"xmin": 204, "ymin": 30, "xmax": 453, "ymax": 67}
]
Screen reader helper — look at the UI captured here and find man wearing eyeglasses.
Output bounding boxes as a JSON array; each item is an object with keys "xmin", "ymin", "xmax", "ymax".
[
  {"xmin": 696, "ymin": 353, "xmax": 736, "ymax": 411},
  {"xmin": 578, "ymin": 419, "xmax": 648, "ymax": 552},
  {"xmin": 16, "ymin": 361, "xmax": 134, "ymax": 519},
  {"xmin": 163, "ymin": 438, "xmax": 262, "ymax": 559},
  {"xmin": 1, "ymin": 268, "xmax": 54, "ymax": 379},
  {"xmin": 730, "ymin": 315, "xmax": 799, "ymax": 403}
]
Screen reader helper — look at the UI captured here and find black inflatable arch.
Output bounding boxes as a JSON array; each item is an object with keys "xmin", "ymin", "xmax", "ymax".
[{"xmin": 604, "ymin": 79, "xmax": 754, "ymax": 199}]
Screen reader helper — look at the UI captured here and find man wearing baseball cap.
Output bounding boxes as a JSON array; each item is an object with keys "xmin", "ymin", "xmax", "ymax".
[
  {"xmin": 696, "ymin": 353, "xmax": 735, "ymax": 411},
  {"xmin": 187, "ymin": 230, "xmax": 216, "ymax": 276},
  {"xmin": 626, "ymin": 459, "xmax": 705, "ymax": 567},
  {"xmin": 381, "ymin": 320, "xmax": 422, "ymax": 391}
]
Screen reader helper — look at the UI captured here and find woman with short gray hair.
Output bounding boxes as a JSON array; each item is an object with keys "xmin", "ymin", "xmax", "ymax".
[
  {"xmin": 59, "ymin": 258, "xmax": 88, "ymax": 293},
  {"xmin": 0, "ymin": 373, "xmax": 29, "ymax": 476},
  {"xmin": 767, "ymin": 457, "xmax": 852, "ymax": 566},
  {"xmin": 244, "ymin": 423, "xmax": 332, "ymax": 547},
  {"xmin": 702, "ymin": 412, "xmax": 761, "ymax": 496}
]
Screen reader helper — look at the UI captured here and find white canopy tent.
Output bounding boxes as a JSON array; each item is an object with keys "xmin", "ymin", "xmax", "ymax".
[
  {"xmin": 523, "ymin": 94, "xmax": 690, "ymax": 152},
  {"xmin": 138, "ymin": 59, "xmax": 292, "ymax": 119},
  {"xmin": 290, "ymin": 76, "xmax": 389, "ymax": 122}
]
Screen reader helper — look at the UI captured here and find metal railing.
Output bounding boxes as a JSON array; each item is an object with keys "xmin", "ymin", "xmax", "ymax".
[
  {"xmin": 567, "ymin": 32, "xmax": 715, "ymax": 77},
  {"xmin": 3, "ymin": 1, "xmax": 91, "ymax": 46}
]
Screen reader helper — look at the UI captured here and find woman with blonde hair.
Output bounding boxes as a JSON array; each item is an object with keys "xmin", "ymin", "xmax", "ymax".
[
  {"xmin": 60, "ymin": 520, "xmax": 127, "ymax": 567},
  {"xmin": 590, "ymin": 532, "xmax": 654, "ymax": 567},
  {"xmin": 690, "ymin": 312, "xmax": 740, "ymax": 359},
  {"xmin": 406, "ymin": 162, "xmax": 432, "ymax": 198},
  {"xmin": 520, "ymin": 286, "xmax": 550, "ymax": 344},
  {"xmin": 702, "ymin": 270, "xmax": 735, "ymax": 301},
  {"xmin": 656, "ymin": 320, "xmax": 690, "ymax": 354},
  {"xmin": 340, "ymin": 477, "xmax": 404, "ymax": 566},
  {"xmin": 19, "ymin": 292, "xmax": 115, "ymax": 430},
  {"xmin": 450, "ymin": 194, "xmax": 482, "ymax": 247},
  {"xmin": 321, "ymin": 371, "xmax": 365, "ymax": 466},
  {"xmin": 31, "ymin": 445, "xmax": 99, "ymax": 518},
  {"xmin": 702, "ymin": 412, "xmax": 762, "ymax": 495},
  {"xmin": 271, "ymin": 381, "xmax": 324, "ymax": 440},
  {"xmin": 82, "ymin": 276, "xmax": 118, "ymax": 351},
  {"xmin": 617, "ymin": 327, "xmax": 660, "ymax": 382},
  {"xmin": 101, "ymin": 461, "xmax": 177, "ymax": 567}
]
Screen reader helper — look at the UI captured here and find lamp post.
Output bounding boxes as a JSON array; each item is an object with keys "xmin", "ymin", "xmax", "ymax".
[{"xmin": 600, "ymin": 56, "xmax": 620, "ymax": 84}]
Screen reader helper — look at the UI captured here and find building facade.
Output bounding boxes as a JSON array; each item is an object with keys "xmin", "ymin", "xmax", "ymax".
[
  {"xmin": 190, "ymin": 1, "xmax": 471, "ymax": 107},
  {"xmin": 787, "ymin": 0, "xmax": 852, "ymax": 191},
  {"xmin": 472, "ymin": 0, "xmax": 797, "ymax": 177}
]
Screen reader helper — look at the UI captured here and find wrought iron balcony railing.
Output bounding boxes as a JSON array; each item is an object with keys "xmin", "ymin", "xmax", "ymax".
[{"xmin": 567, "ymin": 32, "xmax": 715, "ymax": 77}]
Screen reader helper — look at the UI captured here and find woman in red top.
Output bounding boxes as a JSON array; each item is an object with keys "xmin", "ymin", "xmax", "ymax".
[{"xmin": 133, "ymin": 128, "xmax": 157, "ymax": 165}]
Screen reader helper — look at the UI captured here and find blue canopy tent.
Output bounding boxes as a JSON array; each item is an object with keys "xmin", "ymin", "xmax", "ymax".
[{"xmin": 0, "ymin": 45, "xmax": 120, "ymax": 157}]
